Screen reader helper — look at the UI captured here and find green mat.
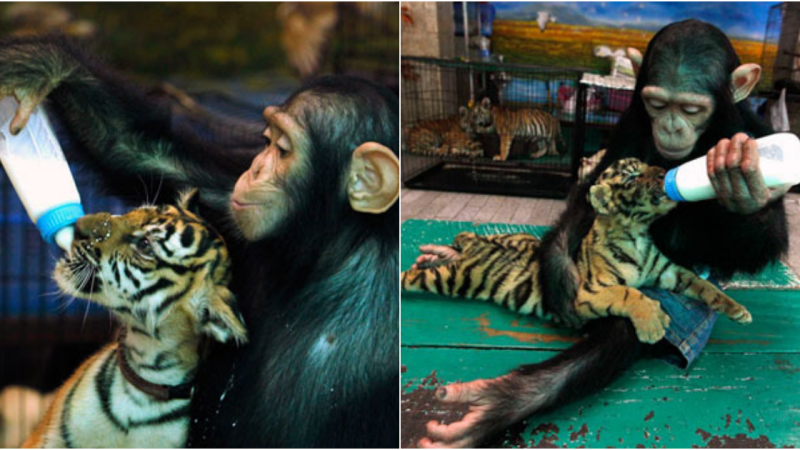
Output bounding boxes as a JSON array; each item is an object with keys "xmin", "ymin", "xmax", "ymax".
[
  {"xmin": 401, "ymin": 219, "xmax": 800, "ymax": 448},
  {"xmin": 401, "ymin": 219, "xmax": 800, "ymax": 290}
]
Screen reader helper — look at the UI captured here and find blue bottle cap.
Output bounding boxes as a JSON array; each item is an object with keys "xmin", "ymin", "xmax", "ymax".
[
  {"xmin": 664, "ymin": 168, "xmax": 685, "ymax": 202},
  {"xmin": 36, "ymin": 203, "xmax": 85, "ymax": 244}
]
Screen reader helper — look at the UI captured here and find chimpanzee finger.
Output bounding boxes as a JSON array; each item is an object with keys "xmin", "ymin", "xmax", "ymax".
[
  {"xmin": 426, "ymin": 413, "xmax": 484, "ymax": 447},
  {"xmin": 418, "ymin": 437, "xmax": 448, "ymax": 448},
  {"xmin": 725, "ymin": 134, "xmax": 752, "ymax": 207},
  {"xmin": 418, "ymin": 435, "xmax": 474, "ymax": 449},
  {"xmin": 9, "ymin": 93, "xmax": 41, "ymax": 135},
  {"xmin": 708, "ymin": 139, "xmax": 734, "ymax": 210},
  {"xmin": 740, "ymin": 138, "xmax": 770, "ymax": 206},
  {"xmin": 436, "ymin": 379, "xmax": 491, "ymax": 404}
]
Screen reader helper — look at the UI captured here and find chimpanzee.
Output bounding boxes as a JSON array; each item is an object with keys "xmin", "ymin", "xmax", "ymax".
[
  {"xmin": 415, "ymin": 20, "xmax": 788, "ymax": 448},
  {"xmin": 0, "ymin": 35, "xmax": 399, "ymax": 447}
]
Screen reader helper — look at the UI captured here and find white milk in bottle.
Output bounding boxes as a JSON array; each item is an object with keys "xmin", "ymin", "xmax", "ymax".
[
  {"xmin": 664, "ymin": 133, "xmax": 800, "ymax": 202},
  {"xmin": 0, "ymin": 97, "xmax": 84, "ymax": 251}
]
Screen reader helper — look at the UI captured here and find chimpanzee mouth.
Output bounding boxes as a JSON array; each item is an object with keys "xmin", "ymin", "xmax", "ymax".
[
  {"xmin": 231, "ymin": 198, "xmax": 262, "ymax": 211},
  {"xmin": 655, "ymin": 143, "xmax": 693, "ymax": 160}
]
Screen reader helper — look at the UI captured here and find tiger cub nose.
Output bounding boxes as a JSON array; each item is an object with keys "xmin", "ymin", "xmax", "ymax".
[{"xmin": 75, "ymin": 213, "xmax": 113, "ymax": 242}]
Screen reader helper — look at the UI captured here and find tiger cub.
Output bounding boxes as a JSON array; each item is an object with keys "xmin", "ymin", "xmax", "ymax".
[
  {"xmin": 24, "ymin": 190, "xmax": 247, "ymax": 448},
  {"xmin": 468, "ymin": 97, "xmax": 561, "ymax": 161},
  {"xmin": 406, "ymin": 107, "xmax": 484, "ymax": 158},
  {"xmin": 402, "ymin": 158, "xmax": 752, "ymax": 344}
]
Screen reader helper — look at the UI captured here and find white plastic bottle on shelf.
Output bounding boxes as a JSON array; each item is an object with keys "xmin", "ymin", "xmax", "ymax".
[
  {"xmin": 664, "ymin": 133, "xmax": 800, "ymax": 202},
  {"xmin": 0, "ymin": 97, "xmax": 84, "ymax": 251}
]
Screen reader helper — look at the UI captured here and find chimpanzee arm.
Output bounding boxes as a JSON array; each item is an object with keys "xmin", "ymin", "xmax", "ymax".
[
  {"xmin": 0, "ymin": 35, "xmax": 258, "ymax": 211},
  {"xmin": 652, "ymin": 199, "xmax": 788, "ymax": 278}
]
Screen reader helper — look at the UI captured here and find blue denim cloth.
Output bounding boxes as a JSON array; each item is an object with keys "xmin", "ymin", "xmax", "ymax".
[{"xmin": 639, "ymin": 273, "xmax": 720, "ymax": 369}]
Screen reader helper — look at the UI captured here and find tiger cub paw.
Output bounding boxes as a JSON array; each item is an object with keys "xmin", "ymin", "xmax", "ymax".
[
  {"xmin": 722, "ymin": 298, "xmax": 752, "ymax": 324},
  {"xmin": 629, "ymin": 302, "xmax": 671, "ymax": 344},
  {"xmin": 708, "ymin": 294, "xmax": 752, "ymax": 324}
]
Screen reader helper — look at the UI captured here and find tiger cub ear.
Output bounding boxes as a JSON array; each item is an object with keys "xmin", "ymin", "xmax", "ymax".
[
  {"xmin": 198, "ymin": 286, "xmax": 248, "ymax": 345},
  {"xmin": 480, "ymin": 97, "xmax": 491, "ymax": 109},
  {"xmin": 588, "ymin": 184, "xmax": 616, "ymax": 215},
  {"xmin": 177, "ymin": 188, "xmax": 202, "ymax": 215},
  {"xmin": 459, "ymin": 106, "xmax": 469, "ymax": 118}
]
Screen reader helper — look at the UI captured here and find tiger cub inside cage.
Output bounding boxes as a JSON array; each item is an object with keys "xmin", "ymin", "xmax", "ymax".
[
  {"xmin": 24, "ymin": 189, "xmax": 247, "ymax": 448},
  {"xmin": 405, "ymin": 106, "xmax": 484, "ymax": 158},
  {"xmin": 466, "ymin": 97, "xmax": 562, "ymax": 161}
]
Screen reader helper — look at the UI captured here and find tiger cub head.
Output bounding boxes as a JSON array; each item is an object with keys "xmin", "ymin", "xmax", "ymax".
[
  {"xmin": 588, "ymin": 158, "xmax": 677, "ymax": 225},
  {"xmin": 54, "ymin": 189, "xmax": 247, "ymax": 345},
  {"xmin": 463, "ymin": 97, "xmax": 495, "ymax": 134}
]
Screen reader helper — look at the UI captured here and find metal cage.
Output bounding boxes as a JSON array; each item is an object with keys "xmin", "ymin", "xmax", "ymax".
[{"xmin": 401, "ymin": 56, "xmax": 629, "ymax": 198}]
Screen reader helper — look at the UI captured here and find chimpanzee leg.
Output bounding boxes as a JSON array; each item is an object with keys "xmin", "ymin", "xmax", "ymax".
[{"xmin": 419, "ymin": 317, "xmax": 643, "ymax": 448}]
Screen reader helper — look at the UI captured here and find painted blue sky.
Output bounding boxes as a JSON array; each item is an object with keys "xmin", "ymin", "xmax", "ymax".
[{"xmin": 493, "ymin": 2, "xmax": 779, "ymax": 41}]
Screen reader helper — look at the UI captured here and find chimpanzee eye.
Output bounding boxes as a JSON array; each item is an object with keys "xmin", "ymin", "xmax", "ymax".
[
  {"xmin": 648, "ymin": 99, "xmax": 666, "ymax": 110},
  {"xmin": 276, "ymin": 136, "xmax": 291, "ymax": 158},
  {"xmin": 682, "ymin": 105, "xmax": 701, "ymax": 115},
  {"xmin": 263, "ymin": 136, "xmax": 272, "ymax": 147}
]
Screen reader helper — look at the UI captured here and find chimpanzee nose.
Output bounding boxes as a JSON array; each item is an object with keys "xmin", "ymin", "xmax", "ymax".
[{"xmin": 75, "ymin": 213, "xmax": 112, "ymax": 242}]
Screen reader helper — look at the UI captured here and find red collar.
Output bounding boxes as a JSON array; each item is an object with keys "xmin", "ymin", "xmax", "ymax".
[{"xmin": 116, "ymin": 343, "xmax": 194, "ymax": 401}]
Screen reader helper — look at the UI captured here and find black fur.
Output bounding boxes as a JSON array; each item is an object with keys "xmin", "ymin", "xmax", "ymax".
[
  {"xmin": 0, "ymin": 36, "xmax": 398, "ymax": 447},
  {"xmin": 476, "ymin": 20, "xmax": 787, "ymax": 446}
]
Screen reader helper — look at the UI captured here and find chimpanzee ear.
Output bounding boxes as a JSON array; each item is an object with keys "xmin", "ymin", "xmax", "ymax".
[
  {"xmin": 348, "ymin": 142, "xmax": 399, "ymax": 214},
  {"xmin": 197, "ymin": 286, "xmax": 248, "ymax": 346},
  {"xmin": 481, "ymin": 97, "xmax": 491, "ymax": 109},
  {"xmin": 731, "ymin": 63, "xmax": 761, "ymax": 103},
  {"xmin": 626, "ymin": 47, "xmax": 642, "ymax": 77},
  {"xmin": 588, "ymin": 184, "xmax": 615, "ymax": 215},
  {"xmin": 177, "ymin": 188, "xmax": 201, "ymax": 215}
]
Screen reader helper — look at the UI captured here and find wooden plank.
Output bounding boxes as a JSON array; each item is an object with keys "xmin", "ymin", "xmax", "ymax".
[
  {"xmin": 401, "ymin": 290, "xmax": 800, "ymax": 354},
  {"xmin": 510, "ymin": 198, "xmax": 537, "ymax": 224},
  {"xmin": 401, "ymin": 188, "xmax": 426, "ymax": 205},
  {"xmin": 466, "ymin": 194, "xmax": 492, "ymax": 208},
  {"xmin": 435, "ymin": 194, "xmax": 472, "ymax": 220},
  {"xmin": 401, "ymin": 191, "xmax": 443, "ymax": 220},
  {"xmin": 425, "ymin": 193, "xmax": 461, "ymax": 220},
  {"xmin": 454, "ymin": 205, "xmax": 484, "ymax": 222},
  {"xmin": 492, "ymin": 197, "xmax": 523, "ymax": 223},
  {"xmin": 401, "ymin": 347, "xmax": 800, "ymax": 448},
  {"xmin": 473, "ymin": 198, "xmax": 505, "ymax": 223}
]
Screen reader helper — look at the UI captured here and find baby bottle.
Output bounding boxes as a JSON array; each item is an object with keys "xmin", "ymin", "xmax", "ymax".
[
  {"xmin": 664, "ymin": 133, "xmax": 800, "ymax": 202},
  {"xmin": 0, "ymin": 97, "xmax": 85, "ymax": 251}
]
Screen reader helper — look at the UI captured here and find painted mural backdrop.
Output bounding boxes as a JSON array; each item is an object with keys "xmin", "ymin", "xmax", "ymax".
[{"xmin": 490, "ymin": 2, "xmax": 779, "ymax": 88}]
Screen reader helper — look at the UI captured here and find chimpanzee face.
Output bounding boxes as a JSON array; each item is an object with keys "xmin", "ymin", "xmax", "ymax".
[
  {"xmin": 628, "ymin": 46, "xmax": 762, "ymax": 162},
  {"xmin": 231, "ymin": 105, "xmax": 309, "ymax": 241},
  {"xmin": 641, "ymin": 86, "xmax": 714, "ymax": 160},
  {"xmin": 230, "ymin": 90, "xmax": 399, "ymax": 242}
]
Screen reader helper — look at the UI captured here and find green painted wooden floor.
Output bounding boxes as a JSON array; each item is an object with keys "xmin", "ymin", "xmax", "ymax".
[{"xmin": 401, "ymin": 219, "xmax": 800, "ymax": 448}]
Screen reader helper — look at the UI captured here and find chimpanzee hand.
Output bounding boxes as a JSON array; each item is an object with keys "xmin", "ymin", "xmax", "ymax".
[
  {"xmin": 707, "ymin": 133, "xmax": 789, "ymax": 215},
  {"xmin": 0, "ymin": 37, "xmax": 81, "ymax": 135}
]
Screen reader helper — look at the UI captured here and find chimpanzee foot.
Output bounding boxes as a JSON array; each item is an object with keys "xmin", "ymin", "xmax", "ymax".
[
  {"xmin": 417, "ymin": 379, "xmax": 504, "ymax": 448},
  {"xmin": 412, "ymin": 245, "xmax": 462, "ymax": 270}
]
